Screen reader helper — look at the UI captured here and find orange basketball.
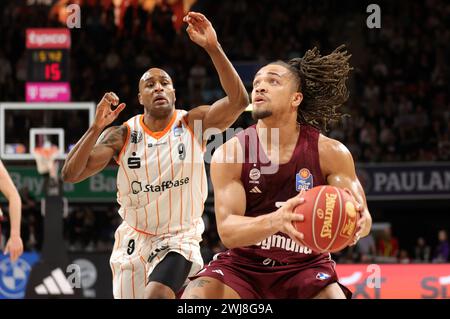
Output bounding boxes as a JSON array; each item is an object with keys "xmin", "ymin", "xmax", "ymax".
[{"xmin": 293, "ymin": 185, "xmax": 359, "ymax": 253}]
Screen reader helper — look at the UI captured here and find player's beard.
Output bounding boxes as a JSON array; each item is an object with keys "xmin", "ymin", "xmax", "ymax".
[
  {"xmin": 148, "ymin": 103, "xmax": 174, "ymax": 119},
  {"xmin": 252, "ymin": 108, "xmax": 273, "ymax": 120}
]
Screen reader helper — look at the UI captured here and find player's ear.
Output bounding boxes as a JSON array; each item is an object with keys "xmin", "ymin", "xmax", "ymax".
[
  {"xmin": 138, "ymin": 93, "xmax": 143, "ymax": 105},
  {"xmin": 291, "ymin": 92, "xmax": 303, "ymax": 110}
]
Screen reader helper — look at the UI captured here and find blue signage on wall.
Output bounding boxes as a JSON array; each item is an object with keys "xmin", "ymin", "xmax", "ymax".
[{"xmin": 0, "ymin": 252, "xmax": 40, "ymax": 299}]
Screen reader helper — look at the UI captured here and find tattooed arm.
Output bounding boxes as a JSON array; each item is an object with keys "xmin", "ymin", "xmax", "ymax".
[
  {"xmin": 62, "ymin": 125, "xmax": 127, "ymax": 183},
  {"xmin": 62, "ymin": 92, "xmax": 127, "ymax": 183}
]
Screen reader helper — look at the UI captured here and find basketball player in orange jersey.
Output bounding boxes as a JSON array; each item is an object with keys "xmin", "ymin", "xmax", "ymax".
[
  {"xmin": 182, "ymin": 46, "xmax": 372, "ymax": 299},
  {"xmin": 61, "ymin": 12, "xmax": 249, "ymax": 299},
  {"xmin": 0, "ymin": 159, "xmax": 23, "ymax": 262}
]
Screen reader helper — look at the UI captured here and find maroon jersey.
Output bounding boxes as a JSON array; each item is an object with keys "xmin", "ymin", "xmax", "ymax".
[{"xmin": 231, "ymin": 124, "xmax": 329, "ymax": 264}]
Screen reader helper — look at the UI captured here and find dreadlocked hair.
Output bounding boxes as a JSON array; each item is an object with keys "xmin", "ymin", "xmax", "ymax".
[{"xmin": 286, "ymin": 44, "xmax": 353, "ymax": 132}]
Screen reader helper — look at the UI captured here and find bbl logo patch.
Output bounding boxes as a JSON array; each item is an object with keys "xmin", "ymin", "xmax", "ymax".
[
  {"xmin": 173, "ymin": 121, "xmax": 184, "ymax": 137},
  {"xmin": 296, "ymin": 168, "xmax": 313, "ymax": 191}
]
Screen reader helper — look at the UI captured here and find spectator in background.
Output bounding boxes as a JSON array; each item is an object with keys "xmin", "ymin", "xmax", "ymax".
[
  {"xmin": 356, "ymin": 232, "xmax": 376, "ymax": 263},
  {"xmin": 19, "ymin": 187, "xmax": 43, "ymax": 251},
  {"xmin": 188, "ymin": 58, "xmax": 207, "ymax": 104},
  {"xmin": 398, "ymin": 249, "xmax": 411, "ymax": 264},
  {"xmin": 414, "ymin": 237, "xmax": 431, "ymax": 263},
  {"xmin": 336, "ymin": 246, "xmax": 358, "ymax": 264},
  {"xmin": 68, "ymin": 209, "xmax": 85, "ymax": 251},
  {"xmin": 0, "ymin": 51, "xmax": 12, "ymax": 94},
  {"xmin": 24, "ymin": 214, "xmax": 39, "ymax": 252},
  {"xmin": 432, "ymin": 229, "xmax": 449, "ymax": 263},
  {"xmin": 20, "ymin": 187, "xmax": 38, "ymax": 214},
  {"xmin": 96, "ymin": 208, "xmax": 116, "ymax": 252},
  {"xmin": 83, "ymin": 208, "xmax": 97, "ymax": 252},
  {"xmin": 377, "ymin": 227, "xmax": 399, "ymax": 262},
  {"xmin": 437, "ymin": 132, "xmax": 450, "ymax": 160},
  {"xmin": 363, "ymin": 78, "xmax": 380, "ymax": 102}
]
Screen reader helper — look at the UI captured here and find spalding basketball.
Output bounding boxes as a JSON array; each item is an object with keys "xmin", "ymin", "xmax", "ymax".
[{"xmin": 293, "ymin": 185, "xmax": 359, "ymax": 253}]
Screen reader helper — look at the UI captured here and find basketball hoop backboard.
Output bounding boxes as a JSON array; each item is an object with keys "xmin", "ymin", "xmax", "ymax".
[{"xmin": 0, "ymin": 102, "xmax": 95, "ymax": 161}]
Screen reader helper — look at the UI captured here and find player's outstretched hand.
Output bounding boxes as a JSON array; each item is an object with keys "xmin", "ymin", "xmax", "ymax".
[
  {"xmin": 4, "ymin": 235, "xmax": 23, "ymax": 263},
  {"xmin": 94, "ymin": 92, "xmax": 126, "ymax": 129},
  {"xmin": 183, "ymin": 12, "xmax": 218, "ymax": 51},
  {"xmin": 270, "ymin": 191, "xmax": 306, "ymax": 247}
]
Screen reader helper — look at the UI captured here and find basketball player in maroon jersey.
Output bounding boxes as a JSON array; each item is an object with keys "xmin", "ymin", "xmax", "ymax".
[{"xmin": 182, "ymin": 46, "xmax": 372, "ymax": 299}]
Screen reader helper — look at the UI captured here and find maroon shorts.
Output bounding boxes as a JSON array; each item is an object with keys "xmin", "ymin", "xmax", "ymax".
[{"xmin": 190, "ymin": 251, "xmax": 352, "ymax": 299}]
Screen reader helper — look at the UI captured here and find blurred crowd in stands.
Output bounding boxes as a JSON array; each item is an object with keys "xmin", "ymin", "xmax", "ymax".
[
  {"xmin": 335, "ymin": 226, "xmax": 449, "ymax": 264},
  {"xmin": 0, "ymin": 0, "xmax": 449, "ymax": 263}
]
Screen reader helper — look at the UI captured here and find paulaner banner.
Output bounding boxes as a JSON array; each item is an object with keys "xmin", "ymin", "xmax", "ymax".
[{"xmin": 356, "ymin": 163, "xmax": 450, "ymax": 200}]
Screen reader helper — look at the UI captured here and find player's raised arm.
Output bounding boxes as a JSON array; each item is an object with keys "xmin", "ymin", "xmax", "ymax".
[
  {"xmin": 319, "ymin": 135, "xmax": 372, "ymax": 244},
  {"xmin": 211, "ymin": 138, "xmax": 305, "ymax": 249},
  {"xmin": 183, "ymin": 12, "xmax": 249, "ymax": 135},
  {"xmin": 61, "ymin": 92, "xmax": 126, "ymax": 183},
  {"xmin": 0, "ymin": 160, "xmax": 23, "ymax": 262}
]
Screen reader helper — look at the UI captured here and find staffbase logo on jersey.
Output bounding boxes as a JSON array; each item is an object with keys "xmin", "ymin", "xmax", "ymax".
[
  {"xmin": 131, "ymin": 177, "xmax": 190, "ymax": 194},
  {"xmin": 296, "ymin": 168, "xmax": 313, "ymax": 191}
]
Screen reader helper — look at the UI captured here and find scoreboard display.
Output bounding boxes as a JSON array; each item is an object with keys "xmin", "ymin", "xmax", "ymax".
[
  {"xmin": 26, "ymin": 28, "xmax": 71, "ymax": 102},
  {"xmin": 27, "ymin": 49, "xmax": 69, "ymax": 82}
]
